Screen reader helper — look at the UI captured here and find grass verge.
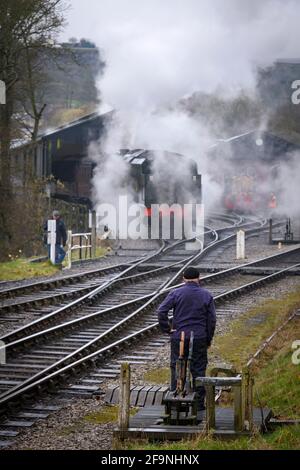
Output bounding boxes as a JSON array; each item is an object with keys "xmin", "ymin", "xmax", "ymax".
[
  {"xmin": 212, "ymin": 289, "xmax": 300, "ymax": 369},
  {"xmin": 0, "ymin": 247, "xmax": 108, "ymax": 282},
  {"xmin": 0, "ymin": 259, "xmax": 58, "ymax": 281},
  {"xmin": 123, "ymin": 425, "xmax": 300, "ymax": 450}
]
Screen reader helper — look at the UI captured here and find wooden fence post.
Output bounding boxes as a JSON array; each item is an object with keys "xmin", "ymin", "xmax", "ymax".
[
  {"xmin": 234, "ymin": 386, "xmax": 243, "ymax": 432},
  {"xmin": 205, "ymin": 384, "xmax": 216, "ymax": 430},
  {"xmin": 247, "ymin": 371, "xmax": 254, "ymax": 432},
  {"xmin": 118, "ymin": 362, "xmax": 131, "ymax": 439},
  {"xmin": 242, "ymin": 367, "xmax": 254, "ymax": 431}
]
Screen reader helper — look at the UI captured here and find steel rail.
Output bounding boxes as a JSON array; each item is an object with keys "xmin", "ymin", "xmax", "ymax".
[
  {"xmin": 0, "ymin": 210, "xmax": 245, "ymax": 300},
  {"xmin": 0, "ymin": 216, "xmax": 245, "ymax": 404},
  {"xmin": 0, "ymin": 215, "xmax": 242, "ymax": 343},
  {"xmin": 0, "ymin": 216, "xmax": 271, "ymax": 346},
  {"xmin": 1, "ymin": 261, "xmax": 299, "ymax": 413}
]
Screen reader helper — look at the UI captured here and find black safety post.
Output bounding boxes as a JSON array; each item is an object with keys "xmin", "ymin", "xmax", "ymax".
[{"xmin": 269, "ymin": 218, "xmax": 273, "ymax": 245}]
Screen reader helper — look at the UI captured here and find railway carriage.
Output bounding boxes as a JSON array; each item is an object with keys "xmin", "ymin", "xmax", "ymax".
[{"xmin": 208, "ymin": 130, "xmax": 300, "ymax": 214}]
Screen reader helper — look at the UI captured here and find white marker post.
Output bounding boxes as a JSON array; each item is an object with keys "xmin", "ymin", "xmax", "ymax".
[
  {"xmin": 47, "ymin": 219, "xmax": 56, "ymax": 265},
  {"xmin": 0, "ymin": 80, "xmax": 6, "ymax": 105},
  {"xmin": 0, "ymin": 340, "xmax": 6, "ymax": 365},
  {"xmin": 236, "ymin": 229, "xmax": 245, "ymax": 260}
]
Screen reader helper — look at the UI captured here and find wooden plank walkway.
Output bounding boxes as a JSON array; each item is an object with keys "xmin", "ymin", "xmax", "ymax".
[{"xmin": 114, "ymin": 405, "xmax": 273, "ymax": 440}]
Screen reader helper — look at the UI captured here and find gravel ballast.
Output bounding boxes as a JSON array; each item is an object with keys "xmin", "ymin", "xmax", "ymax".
[{"xmin": 5, "ymin": 274, "xmax": 300, "ymax": 450}]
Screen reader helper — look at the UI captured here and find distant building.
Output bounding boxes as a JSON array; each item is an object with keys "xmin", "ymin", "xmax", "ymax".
[
  {"xmin": 38, "ymin": 39, "xmax": 105, "ymax": 121},
  {"xmin": 11, "ymin": 111, "xmax": 113, "ymax": 206},
  {"xmin": 257, "ymin": 59, "xmax": 300, "ymax": 109}
]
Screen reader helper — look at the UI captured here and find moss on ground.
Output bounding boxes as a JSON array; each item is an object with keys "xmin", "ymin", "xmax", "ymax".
[
  {"xmin": 83, "ymin": 405, "xmax": 120, "ymax": 425},
  {"xmin": 83, "ymin": 405, "xmax": 138, "ymax": 426},
  {"xmin": 143, "ymin": 367, "xmax": 170, "ymax": 385},
  {"xmin": 59, "ymin": 405, "xmax": 137, "ymax": 437}
]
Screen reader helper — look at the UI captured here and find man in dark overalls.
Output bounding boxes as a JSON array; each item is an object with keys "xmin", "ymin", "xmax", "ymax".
[{"xmin": 157, "ymin": 267, "xmax": 216, "ymax": 411}]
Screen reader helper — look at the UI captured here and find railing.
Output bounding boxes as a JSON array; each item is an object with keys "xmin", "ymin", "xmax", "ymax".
[
  {"xmin": 46, "ymin": 211, "xmax": 97, "ymax": 268},
  {"xmin": 65, "ymin": 231, "xmax": 92, "ymax": 268},
  {"xmin": 66, "ymin": 212, "xmax": 97, "ymax": 269}
]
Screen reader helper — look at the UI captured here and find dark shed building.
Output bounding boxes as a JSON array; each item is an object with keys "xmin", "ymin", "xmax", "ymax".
[
  {"xmin": 42, "ymin": 111, "xmax": 113, "ymax": 204},
  {"xmin": 11, "ymin": 111, "xmax": 202, "ymax": 208}
]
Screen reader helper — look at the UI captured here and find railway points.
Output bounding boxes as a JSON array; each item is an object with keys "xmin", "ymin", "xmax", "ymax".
[{"xmin": 0, "ymin": 214, "xmax": 299, "ymax": 449}]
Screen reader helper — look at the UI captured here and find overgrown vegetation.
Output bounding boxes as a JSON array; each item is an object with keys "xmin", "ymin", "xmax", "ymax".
[
  {"xmin": 177, "ymin": 91, "xmax": 263, "ymax": 138},
  {"xmin": 212, "ymin": 289, "xmax": 300, "ymax": 369},
  {"xmin": 255, "ymin": 332, "xmax": 300, "ymax": 419}
]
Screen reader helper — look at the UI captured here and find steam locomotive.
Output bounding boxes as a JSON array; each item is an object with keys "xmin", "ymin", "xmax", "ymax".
[{"xmin": 118, "ymin": 149, "xmax": 202, "ymax": 210}]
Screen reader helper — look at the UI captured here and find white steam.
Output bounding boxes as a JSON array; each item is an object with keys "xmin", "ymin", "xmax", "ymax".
[
  {"xmin": 63, "ymin": 0, "xmax": 300, "ymax": 216},
  {"xmin": 275, "ymin": 153, "xmax": 300, "ymax": 216}
]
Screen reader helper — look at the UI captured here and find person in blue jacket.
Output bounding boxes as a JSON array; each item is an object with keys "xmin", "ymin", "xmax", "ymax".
[{"xmin": 157, "ymin": 266, "xmax": 216, "ymax": 411}]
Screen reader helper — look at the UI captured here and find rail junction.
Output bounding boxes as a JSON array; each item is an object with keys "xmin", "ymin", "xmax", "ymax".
[{"xmin": 0, "ymin": 213, "xmax": 299, "ymax": 447}]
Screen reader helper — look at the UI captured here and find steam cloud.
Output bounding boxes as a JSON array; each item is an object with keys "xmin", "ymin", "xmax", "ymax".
[{"xmin": 64, "ymin": 0, "xmax": 300, "ymax": 218}]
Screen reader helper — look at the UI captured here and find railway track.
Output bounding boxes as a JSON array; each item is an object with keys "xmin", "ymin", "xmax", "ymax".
[
  {"xmin": 0, "ymin": 213, "xmax": 251, "ymax": 337},
  {"xmin": 0, "ymin": 239, "xmax": 196, "ymax": 334},
  {"xmin": 0, "ymin": 224, "xmax": 295, "ymax": 408},
  {"xmin": 0, "ymin": 248, "xmax": 298, "ymax": 408},
  {"xmin": 1, "ymin": 213, "xmax": 295, "ymax": 447},
  {"xmin": 0, "ymin": 243, "xmax": 161, "ymax": 309},
  {"xmin": 0, "ymin": 214, "xmax": 249, "ymax": 388},
  {"xmin": 0, "ymin": 213, "xmax": 265, "ymax": 342}
]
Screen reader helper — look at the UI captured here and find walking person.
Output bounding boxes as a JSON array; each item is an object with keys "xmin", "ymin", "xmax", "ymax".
[{"xmin": 157, "ymin": 267, "xmax": 216, "ymax": 411}]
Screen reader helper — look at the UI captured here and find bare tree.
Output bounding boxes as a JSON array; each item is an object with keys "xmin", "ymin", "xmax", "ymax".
[{"xmin": 0, "ymin": 0, "xmax": 67, "ymax": 260}]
